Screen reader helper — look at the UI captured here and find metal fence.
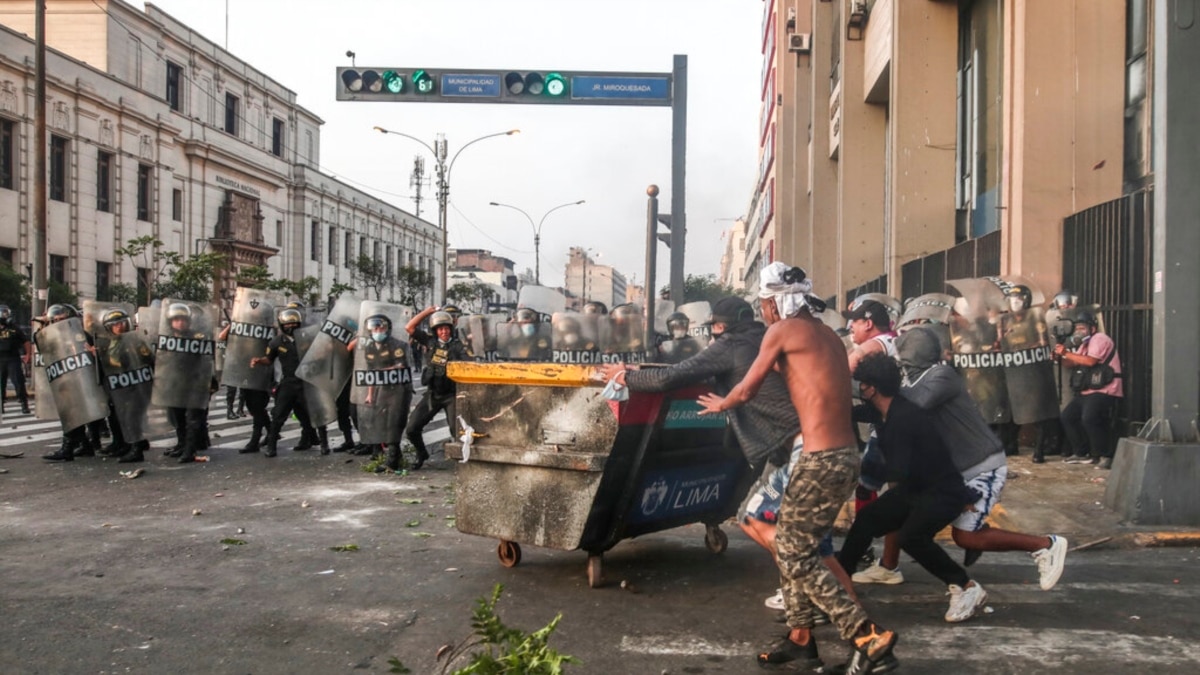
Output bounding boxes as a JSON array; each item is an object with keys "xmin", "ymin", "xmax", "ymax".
[{"xmin": 1062, "ymin": 190, "xmax": 1153, "ymax": 435}]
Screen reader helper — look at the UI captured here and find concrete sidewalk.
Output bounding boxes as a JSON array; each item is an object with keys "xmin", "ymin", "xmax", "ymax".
[{"xmin": 991, "ymin": 453, "xmax": 1200, "ymax": 549}]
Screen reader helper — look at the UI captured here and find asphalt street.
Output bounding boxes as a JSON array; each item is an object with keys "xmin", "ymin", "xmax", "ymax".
[{"xmin": 0, "ymin": 395, "xmax": 1196, "ymax": 674}]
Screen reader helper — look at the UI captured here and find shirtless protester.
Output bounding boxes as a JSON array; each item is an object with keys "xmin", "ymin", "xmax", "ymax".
[{"xmin": 698, "ymin": 262, "xmax": 897, "ymax": 675}]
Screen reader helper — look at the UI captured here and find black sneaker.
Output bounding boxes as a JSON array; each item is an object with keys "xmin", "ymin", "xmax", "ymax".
[
  {"xmin": 843, "ymin": 623, "xmax": 897, "ymax": 675},
  {"xmin": 757, "ymin": 634, "xmax": 821, "ymax": 669}
]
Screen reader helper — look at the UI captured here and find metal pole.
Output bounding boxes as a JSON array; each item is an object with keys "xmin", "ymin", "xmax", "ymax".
[
  {"xmin": 669, "ymin": 54, "xmax": 688, "ymax": 304},
  {"xmin": 533, "ymin": 232, "xmax": 540, "ymax": 285},
  {"xmin": 644, "ymin": 185, "xmax": 659, "ymax": 355},
  {"xmin": 32, "ymin": 0, "xmax": 47, "ymax": 319}
]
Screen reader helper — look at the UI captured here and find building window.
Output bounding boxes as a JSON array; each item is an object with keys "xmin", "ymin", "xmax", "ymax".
[
  {"xmin": 136, "ymin": 164, "xmax": 152, "ymax": 221},
  {"xmin": 327, "ymin": 225, "xmax": 337, "ymax": 265},
  {"xmin": 224, "ymin": 93, "xmax": 239, "ymax": 135},
  {"xmin": 96, "ymin": 151, "xmax": 113, "ymax": 212},
  {"xmin": 166, "ymin": 61, "xmax": 182, "ymax": 111},
  {"xmin": 373, "ymin": 241, "xmax": 381, "ymax": 263},
  {"xmin": 271, "ymin": 117, "xmax": 284, "ymax": 157},
  {"xmin": 310, "ymin": 219, "xmax": 320, "ymax": 262},
  {"xmin": 344, "ymin": 231, "xmax": 353, "ymax": 267},
  {"xmin": 955, "ymin": 0, "xmax": 1003, "ymax": 242},
  {"xmin": 0, "ymin": 119, "xmax": 13, "ymax": 190},
  {"xmin": 306, "ymin": 130, "xmax": 314, "ymax": 162},
  {"xmin": 96, "ymin": 261, "xmax": 111, "ymax": 300},
  {"xmin": 172, "ymin": 188, "xmax": 182, "ymax": 221},
  {"xmin": 276, "ymin": 219, "xmax": 283, "ymax": 249},
  {"xmin": 0, "ymin": 246, "xmax": 15, "ymax": 268},
  {"xmin": 49, "ymin": 254, "xmax": 66, "ymax": 285},
  {"xmin": 50, "ymin": 135, "xmax": 68, "ymax": 202},
  {"xmin": 359, "ymin": 236, "xmax": 367, "ymax": 261}
]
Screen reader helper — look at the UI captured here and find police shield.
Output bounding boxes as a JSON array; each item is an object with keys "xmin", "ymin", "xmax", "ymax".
[
  {"xmin": 517, "ymin": 285, "xmax": 567, "ymax": 316},
  {"xmin": 997, "ymin": 296, "xmax": 1059, "ymax": 425},
  {"xmin": 136, "ymin": 306, "xmax": 160, "ymax": 347},
  {"xmin": 35, "ymin": 318, "xmax": 109, "ymax": 431},
  {"xmin": 550, "ymin": 311, "xmax": 603, "ymax": 365},
  {"xmin": 605, "ymin": 303, "xmax": 647, "ymax": 362},
  {"xmin": 98, "ymin": 329, "xmax": 158, "ymax": 443},
  {"xmin": 351, "ymin": 301, "xmax": 413, "ymax": 444},
  {"xmin": 897, "ymin": 293, "xmax": 955, "ymax": 353},
  {"xmin": 31, "ymin": 344, "xmax": 58, "ymax": 420},
  {"xmin": 296, "ymin": 295, "xmax": 360, "ymax": 427},
  {"xmin": 221, "ymin": 288, "xmax": 281, "ymax": 391},
  {"xmin": 678, "ymin": 301, "xmax": 713, "ymax": 341},
  {"xmin": 150, "ymin": 300, "xmax": 217, "ymax": 410},
  {"xmin": 293, "ymin": 322, "xmax": 339, "ymax": 428},
  {"xmin": 947, "ymin": 279, "xmax": 1010, "ymax": 425},
  {"xmin": 496, "ymin": 310, "xmax": 552, "ymax": 361}
]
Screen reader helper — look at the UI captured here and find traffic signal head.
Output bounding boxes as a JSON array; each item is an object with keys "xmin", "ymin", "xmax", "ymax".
[
  {"xmin": 413, "ymin": 70, "xmax": 435, "ymax": 94},
  {"xmin": 503, "ymin": 71, "xmax": 569, "ymax": 98}
]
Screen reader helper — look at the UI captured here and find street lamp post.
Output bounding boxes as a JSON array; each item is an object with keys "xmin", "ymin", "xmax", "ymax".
[
  {"xmin": 373, "ymin": 126, "xmax": 518, "ymax": 301},
  {"xmin": 489, "ymin": 200, "xmax": 586, "ymax": 286}
]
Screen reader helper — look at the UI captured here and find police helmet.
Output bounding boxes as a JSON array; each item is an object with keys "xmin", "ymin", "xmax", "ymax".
[
  {"xmin": 666, "ymin": 312, "xmax": 690, "ymax": 333},
  {"xmin": 440, "ymin": 304, "xmax": 463, "ymax": 320},
  {"xmin": 166, "ymin": 303, "xmax": 192, "ymax": 323},
  {"xmin": 46, "ymin": 304, "xmax": 72, "ymax": 323},
  {"xmin": 278, "ymin": 308, "xmax": 303, "ymax": 329},
  {"xmin": 429, "ymin": 311, "xmax": 454, "ymax": 331},
  {"xmin": 1051, "ymin": 290, "xmax": 1077, "ymax": 309},
  {"xmin": 514, "ymin": 307, "xmax": 539, "ymax": 323},
  {"xmin": 102, "ymin": 308, "xmax": 133, "ymax": 332},
  {"xmin": 286, "ymin": 301, "xmax": 306, "ymax": 311},
  {"xmin": 582, "ymin": 301, "xmax": 608, "ymax": 316},
  {"xmin": 1004, "ymin": 284, "xmax": 1033, "ymax": 309},
  {"xmin": 611, "ymin": 303, "xmax": 638, "ymax": 322},
  {"xmin": 365, "ymin": 313, "xmax": 392, "ymax": 334}
]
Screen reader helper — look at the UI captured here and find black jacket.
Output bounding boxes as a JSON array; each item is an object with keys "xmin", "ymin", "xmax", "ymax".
[{"xmin": 625, "ymin": 321, "xmax": 798, "ymax": 472}]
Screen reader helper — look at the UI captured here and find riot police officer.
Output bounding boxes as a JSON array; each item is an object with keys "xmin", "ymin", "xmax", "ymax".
[
  {"xmin": 98, "ymin": 308, "xmax": 155, "ymax": 463},
  {"xmin": 505, "ymin": 307, "xmax": 552, "ymax": 361},
  {"xmin": 251, "ymin": 308, "xmax": 322, "ymax": 457},
  {"xmin": 38, "ymin": 304, "xmax": 94, "ymax": 461},
  {"xmin": 0, "ymin": 305, "xmax": 31, "ymax": 415},
  {"xmin": 658, "ymin": 312, "xmax": 702, "ymax": 364},
  {"xmin": 355, "ymin": 313, "xmax": 414, "ymax": 471},
  {"xmin": 158, "ymin": 303, "xmax": 213, "ymax": 464},
  {"xmin": 404, "ymin": 307, "xmax": 469, "ymax": 470}
]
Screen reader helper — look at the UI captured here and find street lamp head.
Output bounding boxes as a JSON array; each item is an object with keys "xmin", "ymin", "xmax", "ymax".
[
  {"xmin": 488, "ymin": 202, "xmax": 500, "ymax": 206},
  {"xmin": 373, "ymin": 126, "xmax": 388, "ymax": 134},
  {"xmin": 506, "ymin": 129, "xmax": 521, "ymax": 135},
  {"xmin": 574, "ymin": 200, "xmax": 586, "ymax": 205}
]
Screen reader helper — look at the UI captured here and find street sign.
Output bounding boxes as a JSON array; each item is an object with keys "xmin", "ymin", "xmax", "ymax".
[
  {"xmin": 571, "ymin": 76, "xmax": 671, "ymax": 101},
  {"xmin": 442, "ymin": 74, "xmax": 501, "ymax": 98}
]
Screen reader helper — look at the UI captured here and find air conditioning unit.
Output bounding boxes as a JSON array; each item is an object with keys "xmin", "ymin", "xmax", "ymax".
[{"xmin": 788, "ymin": 33, "xmax": 812, "ymax": 54}]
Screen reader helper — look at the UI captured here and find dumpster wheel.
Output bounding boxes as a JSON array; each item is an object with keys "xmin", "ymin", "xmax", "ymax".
[
  {"xmin": 587, "ymin": 554, "xmax": 603, "ymax": 588},
  {"xmin": 704, "ymin": 525, "xmax": 729, "ymax": 554},
  {"xmin": 497, "ymin": 540, "xmax": 522, "ymax": 567}
]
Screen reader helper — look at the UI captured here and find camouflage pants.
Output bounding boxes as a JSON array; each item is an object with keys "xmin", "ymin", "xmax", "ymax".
[{"xmin": 776, "ymin": 445, "xmax": 867, "ymax": 640}]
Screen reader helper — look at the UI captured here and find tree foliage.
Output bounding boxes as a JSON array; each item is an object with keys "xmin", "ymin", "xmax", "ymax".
[
  {"xmin": 0, "ymin": 263, "xmax": 31, "ymax": 312},
  {"xmin": 663, "ymin": 274, "xmax": 738, "ymax": 305},
  {"xmin": 392, "ymin": 266, "xmax": 434, "ymax": 310},
  {"xmin": 115, "ymin": 236, "xmax": 224, "ymax": 304},
  {"xmin": 350, "ymin": 255, "xmax": 391, "ymax": 301},
  {"xmin": 236, "ymin": 265, "xmax": 323, "ymax": 306}
]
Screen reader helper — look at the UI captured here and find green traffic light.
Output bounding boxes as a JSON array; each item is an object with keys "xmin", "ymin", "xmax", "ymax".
[
  {"xmin": 545, "ymin": 72, "xmax": 567, "ymax": 97},
  {"xmin": 382, "ymin": 70, "xmax": 404, "ymax": 94},
  {"xmin": 413, "ymin": 70, "xmax": 435, "ymax": 94}
]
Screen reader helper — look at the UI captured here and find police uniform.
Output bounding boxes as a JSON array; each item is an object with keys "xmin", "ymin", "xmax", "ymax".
[
  {"xmin": 165, "ymin": 328, "xmax": 211, "ymax": 463},
  {"xmin": 261, "ymin": 331, "xmax": 317, "ymax": 456},
  {"xmin": 0, "ymin": 322, "xmax": 30, "ymax": 413},
  {"xmin": 405, "ymin": 328, "xmax": 469, "ymax": 469},
  {"xmin": 361, "ymin": 335, "xmax": 414, "ymax": 471}
]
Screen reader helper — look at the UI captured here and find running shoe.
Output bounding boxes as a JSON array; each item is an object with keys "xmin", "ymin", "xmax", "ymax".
[
  {"xmin": 852, "ymin": 562, "xmax": 904, "ymax": 585},
  {"xmin": 1033, "ymin": 535, "xmax": 1068, "ymax": 590},
  {"xmin": 765, "ymin": 588, "xmax": 785, "ymax": 610},
  {"xmin": 945, "ymin": 582, "xmax": 987, "ymax": 622}
]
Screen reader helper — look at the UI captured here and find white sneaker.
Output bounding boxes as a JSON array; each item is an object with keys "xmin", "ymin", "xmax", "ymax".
[
  {"xmin": 1033, "ymin": 535, "xmax": 1068, "ymax": 590},
  {"xmin": 852, "ymin": 562, "xmax": 905, "ymax": 585},
  {"xmin": 764, "ymin": 588, "xmax": 785, "ymax": 610},
  {"xmin": 945, "ymin": 582, "xmax": 988, "ymax": 622}
]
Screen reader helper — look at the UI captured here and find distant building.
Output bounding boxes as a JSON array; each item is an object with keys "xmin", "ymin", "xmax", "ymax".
[
  {"xmin": 718, "ymin": 217, "xmax": 749, "ymax": 293},
  {"xmin": 0, "ymin": 0, "xmax": 440, "ymax": 311},
  {"xmin": 448, "ymin": 248, "xmax": 517, "ymax": 311},
  {"xmin": 563, "ymin": 246, "xmax": 625, "ymax": 311}
]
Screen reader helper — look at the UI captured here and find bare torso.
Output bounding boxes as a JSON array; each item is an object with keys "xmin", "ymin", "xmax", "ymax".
[{"xmin": 772, "ymin": 315, "xmax": 857, "ymax": 453}]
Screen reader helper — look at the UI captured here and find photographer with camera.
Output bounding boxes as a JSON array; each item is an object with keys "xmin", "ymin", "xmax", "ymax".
[{"xmin": 1053, "ymin": 310, "xmax": 1123, "ymax": 469}]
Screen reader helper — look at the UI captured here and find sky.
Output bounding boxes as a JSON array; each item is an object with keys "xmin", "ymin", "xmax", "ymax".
[{"xmin": 140, "ymin": 0, "xmax": 764, "ymax": 291}]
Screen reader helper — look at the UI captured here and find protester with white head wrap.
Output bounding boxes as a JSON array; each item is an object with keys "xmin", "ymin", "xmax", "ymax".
[{"xmin": 759, "ymin": 262, "xmax": 828, "ymax": 318}]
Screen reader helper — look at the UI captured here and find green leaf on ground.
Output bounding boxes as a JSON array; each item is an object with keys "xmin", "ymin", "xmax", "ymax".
[
  {"xmin": 221, "ymin": 538, "xmax": 247, "ymax": 545},
  {"xmin": 398, "ymin": 498, "xmax": 423, "ymax": 505},
  {"xmin": 410, "ymin": 532, "xmax": 434, "ymax": 538},
  {"xmin": 330, "ymin": 544, "xmax": 360, "ymax": 552},
  {"xmin": 406, "ymin": 519, "xmax": 421, "ymax": 527}
]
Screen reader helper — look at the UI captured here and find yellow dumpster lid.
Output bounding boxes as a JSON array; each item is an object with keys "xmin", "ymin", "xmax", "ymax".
[{"xmin": 447, "ymin": 362, "xmax": 602, "ymax": 387}]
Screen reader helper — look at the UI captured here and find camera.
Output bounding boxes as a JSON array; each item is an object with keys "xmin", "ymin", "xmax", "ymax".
[{"xmin": 1050, "ymin": 318, "xmax": 1074, "ymax": 342}]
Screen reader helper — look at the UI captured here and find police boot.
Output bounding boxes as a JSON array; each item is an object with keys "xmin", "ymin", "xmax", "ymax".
[
  {"xmin": 118, "ymin": 441, "xmax": 147, "ymax": 464},
  {"xmin": 293, "ymin": 427, "xmax": 316, "ymax": 451},
  {"xmin": 318, "ymin": 428, "xmax": 331, "ymax": 455},
  {"xmin": 263, "ymin": 433, "xmax": 278, "ymax": 458},
  {"xmin": 1032, "ymin": 448, "xmax": 1045, "ymax": 464},
  {"xmin": 383, "ymin": 443, "xmax": 404, "ymax": 472},
  {"xmin": 412, "ymin": 445, "xmax": 429, "ymax": 471},
  {"xmin": 99, "ymin": 440, "xmax": 128, "ymax": 458},
  {"xmin": 334, "ymin": 431, "xmax": 355, "ymax": 453},
  {"xmin": 178, "ymin": 438, "xmax": 196, "ymax": 464},
  {"xmin": 226, "ymin": 397, "xmax": 237, "ymax": 420},
  {"xmin": 20, "ymin": 401, "xmax": 31, "ymax": 415},
  {"xmin": 240, "ymin": 425, "xmax": 263, "ymax": 454},
  {"xmin": 74, "ymin": 436, "xmax": 97, "ymax": 458},
  {"xmin": 43, "ymin": 438, "xmax": 75, "ymax": 462}
]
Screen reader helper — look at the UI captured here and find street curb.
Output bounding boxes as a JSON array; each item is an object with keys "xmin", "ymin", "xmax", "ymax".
[{"xmin": 1120, "ymin": 531, "xmax": 1200, "ymax": 548}]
